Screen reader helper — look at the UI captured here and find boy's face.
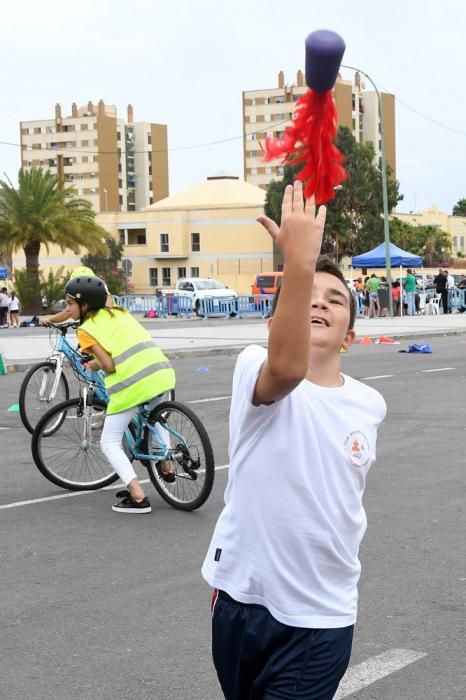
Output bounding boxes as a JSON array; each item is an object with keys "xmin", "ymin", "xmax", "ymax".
[
  {"xmin": 308, "ymin": 272, "xmax": 355, "ymax": 352},
  {"xmin": 267, "ymin": 272, "xmax": 356, "ymax": 353}
]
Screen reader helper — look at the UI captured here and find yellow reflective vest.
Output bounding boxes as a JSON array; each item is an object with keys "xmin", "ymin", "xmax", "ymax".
[{"xmin": 79, "ymin": 309, "xmax": 176, "ymax": 415}]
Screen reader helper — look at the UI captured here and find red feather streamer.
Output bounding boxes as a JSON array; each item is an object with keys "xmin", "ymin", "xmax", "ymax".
[{"xmin": 262, "ymin": 89, "xmax": 347, "ymax": 204}]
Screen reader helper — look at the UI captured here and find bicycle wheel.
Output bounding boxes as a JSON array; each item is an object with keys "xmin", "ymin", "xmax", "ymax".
[
  {"xmin": 19, "ymin": 361, "xmax": 69, "ymax": 434},
  {"xmin": 144, "ymin": 400, "xmax": 215, "ymax": 511},
  {"xmin": 31, "ymin": 398, "xmax": 119, "ymax": 491}
]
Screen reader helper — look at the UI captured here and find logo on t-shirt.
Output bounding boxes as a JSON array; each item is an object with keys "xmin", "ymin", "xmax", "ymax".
[{"xmin": 344, "ymin": 431, "xmax": 371, "ymax": 467}]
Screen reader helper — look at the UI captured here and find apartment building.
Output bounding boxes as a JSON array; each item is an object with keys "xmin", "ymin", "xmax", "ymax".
[
  {"xmin": 20, "ymin": 101, "xmax": 169, "ymax": 213},
  {"xmin": 243, "ymin": 70, "xmax": 396, "ymax": 189}
]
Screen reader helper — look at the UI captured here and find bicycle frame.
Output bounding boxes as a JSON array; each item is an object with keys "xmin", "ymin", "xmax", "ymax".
[
  {"xmin": 123, "ymin": 405, "xmax": 189, "ymax": 463},
  {"xmin": 46, "ymin": 324, "xmax": 108, "ymax": 404}
]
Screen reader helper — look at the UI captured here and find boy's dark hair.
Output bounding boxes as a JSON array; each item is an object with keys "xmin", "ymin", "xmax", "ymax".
[{"xmin": 270, "ymin": 256, "xmax": 356, "ymax": 329}]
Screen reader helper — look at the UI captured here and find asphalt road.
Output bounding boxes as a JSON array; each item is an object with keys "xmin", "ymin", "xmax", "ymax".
[{"xmin": 0, "ymin": 337, "xmax": 465, "ymax": 699}]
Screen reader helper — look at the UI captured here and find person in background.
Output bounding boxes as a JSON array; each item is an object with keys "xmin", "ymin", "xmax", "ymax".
[
  {"xmin": 392, "ymin": 280, "xmax": 401, "ymax": 316},
  {"xmin": 367, "ymin": 273, "xmax": 380, "ymax": 318},
  {"xmin": 434, "ymin": 269, "xmax": 448, "ymax": 314},
  {"xmin": 378, "ymin": 276, "xmax": 389, "ymax": 317},
  {"xmin": 0, "ymin": 286, "xmax": 10, "ymax": 328},
  {"xmin": 362, "ymin": 276, "xmax": 370, "ymax": 317},
  {"xmin": 8, "ymin": 291, "xmax": 20, "ymax": 327},
  {"xmin": 404, "ymin": 268, "xmax": 417, "ymax": 316},
  {"xmin": 445, "ymin": 270, "xmax": 456, "ymax": 313}
]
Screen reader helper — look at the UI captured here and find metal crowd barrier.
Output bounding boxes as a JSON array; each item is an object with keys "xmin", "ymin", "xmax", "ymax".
[
  {"xmin": 113, "ymin": 294, "xmax": 193, "ymax": 318},
  {"xmin": 199, "ymin": 295, "xmax": 273, "ymax": 319}
]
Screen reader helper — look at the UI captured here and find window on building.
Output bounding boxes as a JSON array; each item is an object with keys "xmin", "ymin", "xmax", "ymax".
[
  {"xmin": 160, "ymin": 233, "xmax": 169, "ymax": 252},
  {"xmin": 191, "ymin": 232, "xmax": 200, "ymax": 252},
  {"xmin": 162, "ymin": 267, "xmax": 171, "ymax": 286},
  {"xmin": 119, "ymin": 229, "xmax": 126, "ymax": 245},
  {"xmin": 147, "ymin": 133, "xmax": 152, "ymax": 145},
  {"xmin": 453, "ymin": 236, "xmax": 458, "ymax": 248},
  {"xmin": 177, "ymin": 267, "xmax": 187, "ymax": 279},
  {"xmin": 352, "ymin": 94, "xmax": 356, "ymax": 111},
  {"xmin": 149, "ymin": 268, "xmax": 158, "ymax": 287},
  {"xmin": 264, "ymin": 98, "xmax": 269, "ymax": 104},
  {"xmin": 246, "ymin": 133, "xmax": 256, "ymax": 141},
  {"xmin": 275, "ymin": 96, "xmax": 285, "ymax": 103},
  {"xmin": 277, "ymin": 166, "xmax": 284, "ymax": 176},
  {"xmin": 265, "ymin": 114, "xmax": 271, "ymax": 122},
  {"xmin": 127, "ymin": 228, "xmax": 147, "ymax": 245},
  {"xmin": 250, "ymin": 167, "xmax": 258, "ymax": 175},
  {"xmin": 265, "ymin": 167, "xmax": 272, "ymax": 175},
  {"xmin": 81, "ymin": 123, "xmax": 89, "ymax": 131},
  {"xmin": 190, "ymin": 267, "xmax": 199, "ymax": 278},
  {"xmin": 461, "ymin": 236, "xmax": 465, "ymax": 250}
]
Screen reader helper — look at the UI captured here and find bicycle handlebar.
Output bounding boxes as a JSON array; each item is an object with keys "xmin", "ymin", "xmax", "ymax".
[{"xmin": 43, "ymin": 321, "xmax": 79, "ymax": 332}]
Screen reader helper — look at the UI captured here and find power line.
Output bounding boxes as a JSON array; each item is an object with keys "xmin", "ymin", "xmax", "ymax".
[{"xmin": 0, "ymin": 119, "xmax": 289, "ymax": 157}]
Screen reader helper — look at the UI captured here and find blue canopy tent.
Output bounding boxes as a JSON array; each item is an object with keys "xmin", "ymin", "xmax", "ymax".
[
  {"xmin": 0, "ymin": 267, "xmax": 8, "ymax": 280},
  {"xmin": 352, "ymin": 243, "xmax": 424, "ymax": 316},
  {"xmin": 351, "ymin": 242, "xmax": 423, "ymax": 268}
]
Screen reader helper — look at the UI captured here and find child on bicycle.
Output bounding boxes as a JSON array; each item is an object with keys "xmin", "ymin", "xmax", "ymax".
[
  {"xmin": 64, "ymin": 275, "xmax": 176, "ymax": 514},
  {"xmin": 202, "ymin": 181, "xmax": 387, "ymax": 699}
]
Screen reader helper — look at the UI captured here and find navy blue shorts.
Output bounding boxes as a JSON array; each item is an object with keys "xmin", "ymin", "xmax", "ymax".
[{"xmin": 211, "ymin": 590, "xmax": 353, "ymax": 700}]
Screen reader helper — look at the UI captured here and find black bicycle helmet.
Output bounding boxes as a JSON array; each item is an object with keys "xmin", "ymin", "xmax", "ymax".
[{"xmin": 65, "ymin": 276, "xmax": 108, "ymax": 311}]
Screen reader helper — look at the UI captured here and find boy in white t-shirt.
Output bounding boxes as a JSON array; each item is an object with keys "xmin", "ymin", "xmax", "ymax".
[{"xmin": 202, "ymin": 181, "xmax": 386, "ymax": 699}]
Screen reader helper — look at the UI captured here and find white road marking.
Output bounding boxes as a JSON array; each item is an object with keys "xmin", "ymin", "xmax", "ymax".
[
  {"xmin": 0, "ymin": 464, "xmax": 229, "ymax": 511},
  {"xmin": 187, "ymin": 395, "xmax": 231, "ymax": 404},
  {"xmin": 421, "ymin": 367, "xmax": 455, "ymax": 373},
  {"xmin": 0, "ymin": 427, "xmax": 11, "ymax": 431},
  {"xmin": 361, "ymin": 374, "xmax": 394, "ymax": 380},
  {"xmin": 334, "ymin": 648, "xmax": 427, "ymax": 698}
]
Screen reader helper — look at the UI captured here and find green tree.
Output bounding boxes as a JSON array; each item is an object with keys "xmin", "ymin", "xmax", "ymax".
[
  {"xmin": 389, "ymin": 217, "xmax": 452, "ymax": 265},
  {"xmin": 0, "ymin": 168, "xmax": 107, "ymax": 312},
  {"xmin": 263, "ymin": 127, "xmax": 403, "ymax": 265},
  {"xmin": 452, "ymin": 198, "xmax": 466, "ymax": 216},
  {"xmin": 81, "ymin": 237, "xmax": 126, "ymax": 295},
  {"xmin": 40, "ymin": 266, "xmax": 70, "ymax": 311}
]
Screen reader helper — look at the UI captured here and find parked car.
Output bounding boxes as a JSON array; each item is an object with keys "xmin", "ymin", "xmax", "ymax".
[{"xmin": 175, "ymin": 278, "xmax": 237, "ymax": 316}]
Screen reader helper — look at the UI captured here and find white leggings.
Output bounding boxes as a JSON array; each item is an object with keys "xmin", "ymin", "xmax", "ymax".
[{"xmin": 100, "ymin": 397, "xmax": 165, "ymax": 486}]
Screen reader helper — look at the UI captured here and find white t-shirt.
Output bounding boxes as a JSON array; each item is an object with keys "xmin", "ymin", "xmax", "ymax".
[
  {"xmin": 202, "ymin": 345, "xmax": 386, "ymax": 629},
  {"xmin": 447, "ymin": 274, "xmax": 455, "ymax": 289},
  {"xmin": 0, "ymin": 292, "xmax": 10, "ymax": 307},
  {"xmin": 9, "ymin": 297, "xmax": 19, "ymax": 312}
]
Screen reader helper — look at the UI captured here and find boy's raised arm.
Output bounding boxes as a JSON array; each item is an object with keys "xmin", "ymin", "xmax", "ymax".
[{"xmin": 253, "ymin": 181, "xmax": 326, "ymax": 406}]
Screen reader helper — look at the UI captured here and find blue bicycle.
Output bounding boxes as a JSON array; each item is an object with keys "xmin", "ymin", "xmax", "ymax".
[
  {"xmin": 19, "ymin": 322, "xmax": 108, "ymax": 434},
  {"xmin": 30, "ymin": 342, "xmax": 215, "ymax": 510}
]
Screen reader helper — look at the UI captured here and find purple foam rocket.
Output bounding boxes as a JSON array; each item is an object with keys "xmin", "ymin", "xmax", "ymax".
[{"xmin": 305, "ymin": 30, "xmax": 346, "ymax": 93}]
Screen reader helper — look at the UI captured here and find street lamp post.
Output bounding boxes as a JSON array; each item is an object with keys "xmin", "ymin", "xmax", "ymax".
[
  {"xmin": 103, "ymin": 188, "xmax": 108, "ymax": 212},
  {"xmin": 342, "ymin": 64, "xmax": 394, "ymax": 316}
]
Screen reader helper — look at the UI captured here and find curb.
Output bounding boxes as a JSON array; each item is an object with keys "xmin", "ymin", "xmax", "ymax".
[
  {"xmin": 2, "ymin": 328, "xmax": 466, "ymax": 374},
  {"xmin": 3, "ymin": 344, "xmax": 267, "ymax": 374}
]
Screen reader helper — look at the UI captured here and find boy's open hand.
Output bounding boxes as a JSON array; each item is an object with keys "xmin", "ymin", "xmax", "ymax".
[{"xmin": 257, "ymin": 181, "xmax": 327, "ymax": 267}]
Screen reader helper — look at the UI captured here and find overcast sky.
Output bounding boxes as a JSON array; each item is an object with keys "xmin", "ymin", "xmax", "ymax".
[{"xmin": 1, "ymin": 0, "xmax": 465, "ymax": 215}]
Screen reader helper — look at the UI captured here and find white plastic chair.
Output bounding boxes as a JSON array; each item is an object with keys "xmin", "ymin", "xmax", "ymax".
[{"xmin": 426, "ymin": 294, "xmax": 441, "ymax": 315}]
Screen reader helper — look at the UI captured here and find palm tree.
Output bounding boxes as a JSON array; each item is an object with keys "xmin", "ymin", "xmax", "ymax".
[{"xmin": 0, "ymin": 168, "xmax": 107, "ymax": 312}]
